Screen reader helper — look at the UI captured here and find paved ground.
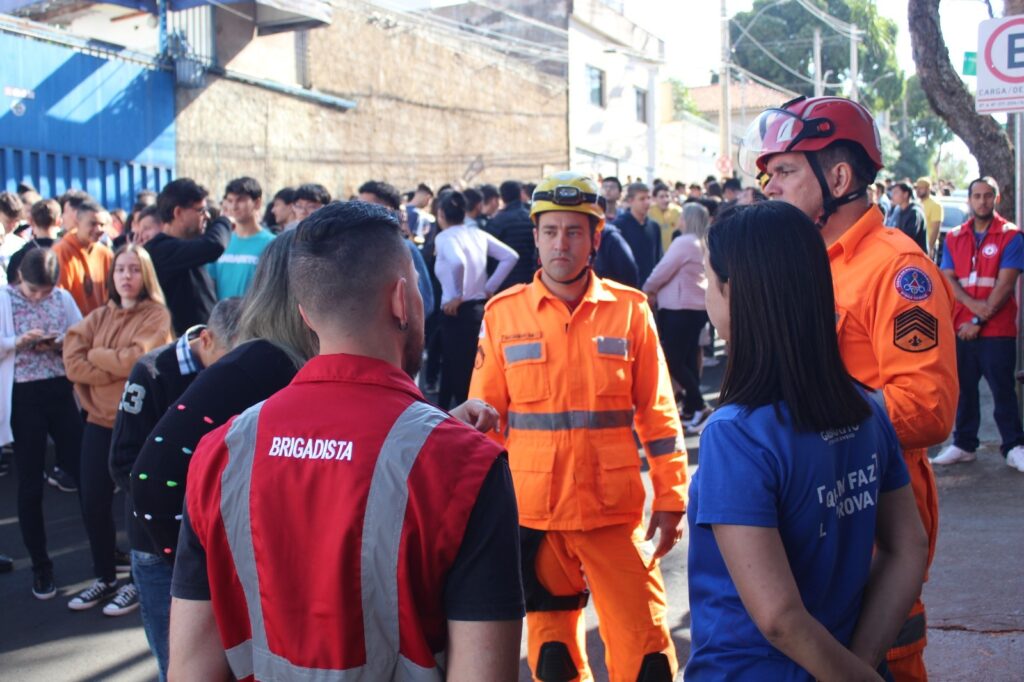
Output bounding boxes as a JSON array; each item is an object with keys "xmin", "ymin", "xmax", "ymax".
[{"xmin": 0, "ymin": 350, "xmax": 1021, "ymax": 680}]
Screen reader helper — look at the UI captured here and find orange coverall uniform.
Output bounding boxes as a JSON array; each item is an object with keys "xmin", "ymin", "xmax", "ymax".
[
  {"xmin": 829, "ymin": 207, "xmax": 957, "ymax": 682},
  {"xmin": 469, "ymin": 271, "xmax": 687, "ymax": 682}
]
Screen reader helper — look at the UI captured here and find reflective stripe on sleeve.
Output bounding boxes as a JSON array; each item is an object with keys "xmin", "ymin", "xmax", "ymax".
[
  {"xmin": 508, "ymin": 409, "xmax": 634, "ymax": 431},
  {"xmin": 645, "ymin": 435, "xmax": 682, "ymax": 457}
]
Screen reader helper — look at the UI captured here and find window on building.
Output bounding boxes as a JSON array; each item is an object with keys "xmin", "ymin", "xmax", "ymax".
[
  {"xmin": 587, "ymin": 66, "xmax": 606, "ymax": 108},
  {"xmin": 635, "ymin": 87, "xmax": 648, "ymax": 124}
]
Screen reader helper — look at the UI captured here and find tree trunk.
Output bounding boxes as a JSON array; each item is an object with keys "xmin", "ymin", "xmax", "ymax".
[{"xmin": 908, "ymin": 0, "xmax": 1015, "ymax": 220}]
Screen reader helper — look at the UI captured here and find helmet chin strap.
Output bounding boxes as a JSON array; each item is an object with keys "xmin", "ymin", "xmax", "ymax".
[
  {"xmin": 550, "ymin": 249, "xmax": 597, "ymax": 285},
  {"xmin": 806, "ymin": 151, "xmax": 868, "ymax": 229}
]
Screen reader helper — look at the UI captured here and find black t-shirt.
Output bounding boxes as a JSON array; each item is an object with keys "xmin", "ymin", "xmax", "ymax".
[
  {"xmin": 130, "ymin": 339, "xmax": 300, "ymax": 560},
  {"xmin": 6, "ymin": 237, "xmax": 56, "ymax": 283},
  {"xmin": 172, "ymin": 457, "xmax": 525, "ymax": 622},
  {"xmin": 110, "ymin": 340, "xmax": 200, "ymax": 552}
]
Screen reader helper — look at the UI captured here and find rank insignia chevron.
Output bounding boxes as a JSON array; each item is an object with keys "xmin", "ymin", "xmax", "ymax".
[{"xmin": 893, "ymin": 306, "xmax": 939, "ymax": 353}]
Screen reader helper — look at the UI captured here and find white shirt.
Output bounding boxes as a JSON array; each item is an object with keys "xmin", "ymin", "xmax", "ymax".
[{"xmin": 434, "ymin": 224, "xmax": 519, "ymax": 305}]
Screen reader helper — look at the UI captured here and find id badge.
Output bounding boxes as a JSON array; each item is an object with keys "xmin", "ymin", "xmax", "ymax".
[{"xmin": 968, "ymin": 271, "xmax": 978, "ymax": 286}]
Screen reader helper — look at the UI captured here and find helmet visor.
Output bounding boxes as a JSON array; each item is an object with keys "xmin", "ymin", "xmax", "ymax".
[{"xmin": 738, "ymin": 107, "xmax": 834, "ymax": 175}]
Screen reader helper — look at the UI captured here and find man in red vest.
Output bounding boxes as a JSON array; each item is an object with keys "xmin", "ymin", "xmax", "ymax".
[
  {"xmin": 167, "ymin": 201, "xmax": 524, "ymax": 681},
  {"xmin": 934, "ymin": 176, "xmax": 1024, "ymax": 471}
]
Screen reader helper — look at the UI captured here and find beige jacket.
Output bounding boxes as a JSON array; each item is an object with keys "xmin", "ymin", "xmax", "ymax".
[{"xmin": 63, "ymin": 299, "xmax": 173, "ymax": 427}]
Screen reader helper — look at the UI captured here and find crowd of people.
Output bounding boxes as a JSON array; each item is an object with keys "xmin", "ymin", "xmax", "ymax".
[{"xmin": 0, "ymin": 92, "xmax": 1019, "ymax": 682}]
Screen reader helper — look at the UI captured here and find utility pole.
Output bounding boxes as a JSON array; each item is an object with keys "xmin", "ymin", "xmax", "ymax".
[
  {"xmin": 849, "ymin": 26, "xmax": 860, "ymax": 102},
  {"xmin": 813, "ymin": 27, "xmax": 823, "ymax": 97},
  {"xmin": 720, "ymin": 0, "xmax": 731, "ymax": 176}
]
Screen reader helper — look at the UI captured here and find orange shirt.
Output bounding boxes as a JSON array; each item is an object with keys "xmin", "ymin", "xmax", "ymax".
[
  {"xmin": 52, "ymin": 236, "xmax": 113, "ymax": 316},
  {"xmin": 469, "ymin": 271, "xmax": 687, "ymax": 531},
  {"xmin": 829, "ymin": 208, "xmax": 957, "ymax": 450}
]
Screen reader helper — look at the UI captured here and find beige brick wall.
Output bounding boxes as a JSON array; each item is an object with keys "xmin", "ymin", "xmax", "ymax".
[{"xmin": 175, "ymin": 0, "xmax": 569, "ymax": 199}]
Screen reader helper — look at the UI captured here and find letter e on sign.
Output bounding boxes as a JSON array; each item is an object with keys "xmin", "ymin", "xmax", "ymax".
[{"xmin": 978, "ymin": 17, "xmax": 1024, "ymax": 113}]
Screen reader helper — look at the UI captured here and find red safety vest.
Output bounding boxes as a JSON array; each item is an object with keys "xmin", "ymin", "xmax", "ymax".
[
  {"xmin": 185, "ymin": 354, "xmax": 500, "ymax": 681},
  {"xmin": 944, "ymin": 213, "xmax": 1020, "ymax": 338}
]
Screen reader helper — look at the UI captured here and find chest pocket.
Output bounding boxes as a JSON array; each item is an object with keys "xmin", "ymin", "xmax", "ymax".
[
  {"xmin": 503, "ymin": 340, "xmax": 550, "ymax": 403},
  {"xmin": 594, "ymin": 336, "xmax": 632, "ymax": 397}
]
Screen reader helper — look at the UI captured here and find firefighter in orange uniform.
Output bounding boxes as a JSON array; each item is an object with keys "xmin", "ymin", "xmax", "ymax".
[
  {"xmin": 745, "ymin": 96, "xmax": 957, "ymax": 681},
  {"xmin": 469, "ymin": 172, "xmax": 687, "ymax": 682}
]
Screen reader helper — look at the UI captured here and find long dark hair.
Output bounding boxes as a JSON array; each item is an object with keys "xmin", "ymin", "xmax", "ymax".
[{"xmin": 707, "ymin": 202, "xmax": 870, "ymax": 431}]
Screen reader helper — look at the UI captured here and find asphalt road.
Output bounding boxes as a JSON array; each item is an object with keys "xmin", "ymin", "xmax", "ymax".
[{"xmin": 0, "ymin": 351, "xmax": 1021, "ymax": 680}]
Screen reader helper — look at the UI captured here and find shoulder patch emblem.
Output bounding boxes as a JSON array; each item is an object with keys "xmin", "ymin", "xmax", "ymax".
[
  {"xmin": 894, "ymin": 306, "xmax": 938, "ymax": 353},
  {"xmin": 894, "ymin": 266, "xmax": 933, "ymax": 302},
  {"xmin": 982, "ymin": 243, "xmax": 999, "ymax": 258}
]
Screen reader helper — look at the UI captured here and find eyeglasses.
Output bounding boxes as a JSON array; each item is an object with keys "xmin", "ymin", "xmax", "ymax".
[{"xmin": 533, "ymin": 186, "xmax": 599, "ymax": 207}]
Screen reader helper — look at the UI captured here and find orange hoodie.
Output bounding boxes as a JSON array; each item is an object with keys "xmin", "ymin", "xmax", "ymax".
[
  {"xmin": 63, "ymin": 299, "xmax": 173, "ymax": 427},
  {"xmin": 53, "ymin": 235, "xmax": 113, "ymax": 316}
]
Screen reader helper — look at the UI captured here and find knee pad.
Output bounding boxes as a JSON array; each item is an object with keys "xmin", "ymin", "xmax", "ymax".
[
  {"xmin": 636, "ymin": 652, "xmax": 672, "ymax": 682},
  {"xmin": 536, "ymin": 641, "xmax": 578, "ymax": 681}
]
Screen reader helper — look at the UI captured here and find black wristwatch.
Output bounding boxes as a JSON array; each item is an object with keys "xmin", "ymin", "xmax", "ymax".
[{"xmin": 971, "ymin": 316, "xmax": 983, "ymax": 326}]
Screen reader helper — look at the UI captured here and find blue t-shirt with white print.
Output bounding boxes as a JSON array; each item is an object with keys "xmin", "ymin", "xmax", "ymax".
[{"xmin": 686, "ymin": 395, "xmax": 909, "ymax": 681}]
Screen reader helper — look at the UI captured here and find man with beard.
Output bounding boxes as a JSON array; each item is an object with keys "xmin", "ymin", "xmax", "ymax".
[{"xmin": 167, "ymin": 201, "xmax": 524, "ymax": 681}]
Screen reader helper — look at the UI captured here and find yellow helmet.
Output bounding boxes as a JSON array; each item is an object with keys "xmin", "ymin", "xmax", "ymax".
[{"xmin": 530, "ymin": 171, "xmax": 605, "ymax": 233}]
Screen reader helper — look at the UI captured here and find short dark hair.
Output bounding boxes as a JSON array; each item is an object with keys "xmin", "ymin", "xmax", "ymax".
[
  {"xmin": 967, "ymin": 176, "xmax": 999, "ymax": 196},
  {"xmin": 479, "ymin": 184, "xmax": 499, "ymax": 202},
  {"xmin": 706, "ymin": 181, "xmax": 723, "ymax": 198},
  {"xmin": 295, "ymin": 183, "xmax": 331, "ymax": 206},
  {"xmin": 438, "ymin": 190, "xmax": 467, "ymax": 225},
  {"xmin": 19, "ymin": 247, "xmax": 59, "ymax": 287},
  {"xmin": 358, "ymin": 180, "xmax": 402, "ymax": 211},
  {"xmin": 59, "ymin": 189, "xmax": 89, "ymax": 212},
  {"xmin": 893, "ymin": 181, "xmax": 913, "ymax": 197},
  {"xmin": 137, "ymin": 205, "xmax": 160, "ymax": 223},
  {"xmin": 652, "ymin": 182, "xmax": 670, "ymax": 196},
  {"xmin": 0, "ymin": 192, "xmax": 23, "ymax": 220},
  {"xmin": 77, "ymin": 199, "xmax": 102, "ymax": 218},
  {"xmin": 157, "ymin": 178, "xmax": 208, "ymax": 223},
  {"xmin": 499, "ymin": 180, "xmax": 522, "ymax": 205},
  {"xmin": 723, "ymin": 178, "xmax": 742, "ymax": 193},
  {"xmin": 225, "ymin": 177, "xmax": 262, "ymax": 202},
  {"xmin": 625, "ymin": 182, "xmax": 649, "ymax": 200},
  {"xmin": 707, "ymin": 202, "xmax": 870, "ymax": 431},
  {"xmin": 136, "ymin": 189, "xmax": 157, "ymax": 204},
  {"xmin": 273, "ymin": 187, "xmax": 297, "ymax": 204},
  {"xmin": 416, "ymin": 183, "xmax": 434, "ymax": 197},
  {"xmin": 30, "ymin": 199, "xmax": 60, "ymax": 229},
  {"xmin": 289, "ymin": 201, "xmax": 408, "ymax": 325},
  {"xmin": 16, "ymin": 181, "xmax": 36, "ymax": 195},
  {"xmin": 602, "ymin": 176, "xmax": 622, "ymax": 191},
  {"xmin": 816, "ymin": 140, "xmax": 879, "ymax": 187},
  {"xmin": 464, "ymin": 187, "xmax": 483, "ymax": 213}
]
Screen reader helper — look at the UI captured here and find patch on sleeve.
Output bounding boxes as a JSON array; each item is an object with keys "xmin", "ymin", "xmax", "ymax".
[
  {"xmin": 894, "ymin": 306, "xmax": 938, "ymax": 352},
  {"xmin": 894, "ymin": 266, "xmax": 933, "ymax": 301}
]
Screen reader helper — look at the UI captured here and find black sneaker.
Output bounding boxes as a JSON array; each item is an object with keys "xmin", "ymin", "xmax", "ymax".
[
  {"xmin": 46, "ymin": 467, "xmax": 78, "ymax": 493},
  {"xmin": 32, "ymin": 566, "xmax": 56, "ymax": 600},
  {"xmin": 0, "ymin": 553, "xmax": 13, "ymax": 573},
  {"xmin": 115, "ymin": 550, "xmax": 131, "ymax": 574},
  {"xmin": 67, "ymin": 579, "xmax": 119, "ymax": 610},
  {"xmin": 102, "ymin": 582, "xmax": 140, "ymax": 616}
]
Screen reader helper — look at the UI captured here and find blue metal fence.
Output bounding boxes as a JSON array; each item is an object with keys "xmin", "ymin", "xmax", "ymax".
[{"xmin": 0, "ymin": 29, "xmax": 176, "ymax": 210}]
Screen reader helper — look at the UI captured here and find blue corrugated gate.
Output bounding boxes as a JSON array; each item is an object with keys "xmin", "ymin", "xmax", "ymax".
[{"xmin": 0, "ymin": 30, "xmax": 175, "ymax": 209}]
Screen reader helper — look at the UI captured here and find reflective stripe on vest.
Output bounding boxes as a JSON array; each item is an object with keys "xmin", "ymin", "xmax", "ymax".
[
  {"xmin": 220, "ymin": 400, "xmax": 449, "ymax": 681},
  {"xmin": 508, "ymin": 409, "xmax": 634, "ymax": 431},
  {"xmin": 958, "ymin": 276, "xmax": 997, "ymax": 288}
]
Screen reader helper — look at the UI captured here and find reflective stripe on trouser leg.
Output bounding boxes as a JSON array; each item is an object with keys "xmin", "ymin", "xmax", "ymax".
[{"xmin": 220, "ymin": 400, "xmax": 449, "ymax": 680}]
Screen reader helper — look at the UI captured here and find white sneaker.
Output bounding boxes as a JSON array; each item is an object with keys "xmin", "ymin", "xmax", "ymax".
[
  {"xmin": 1005, "ymin": 446, "xmax": 1024, "ymax": 472},
  {"xmin": 685, "ymin": 407, "xmax": 714, "ymax": 434},
  {"xmin": 930, "ymin": 444, "xmax": 976, "ymax": 466}
]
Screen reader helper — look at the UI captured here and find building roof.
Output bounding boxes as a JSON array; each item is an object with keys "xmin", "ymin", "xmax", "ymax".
[{"xmin": 689, "ymin": 78, "xmax": 798, "ymax": 115}]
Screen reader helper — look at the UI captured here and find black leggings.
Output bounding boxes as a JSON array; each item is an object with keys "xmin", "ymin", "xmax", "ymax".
[
  {"xmin": 439, "ymin": 300, "xmax": 485, "ymax": 409},
  {"xmin": 80, "ymin": 423, "xmax": 117, "ymax": 582},
  {"xmin": 11, "ymin": 377, "xmax": 84, "ymax": 570},
  {"xmin": 657, "ymin": 308, "xmax": 708, "ymax": 414}
]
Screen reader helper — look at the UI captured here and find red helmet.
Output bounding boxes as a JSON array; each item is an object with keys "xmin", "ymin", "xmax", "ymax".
[{"xmin": 740, "ymin": 96, "xmax": 884, "ymax": 175}]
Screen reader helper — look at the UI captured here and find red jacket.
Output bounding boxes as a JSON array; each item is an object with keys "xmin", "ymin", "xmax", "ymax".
[
  {"xmin": 944, "ymin": 212, "xmax": 1019, "ymax": 338},
  {"xmin": 185, "ymin": 354, "xmax": 500, "ymax": 679}
]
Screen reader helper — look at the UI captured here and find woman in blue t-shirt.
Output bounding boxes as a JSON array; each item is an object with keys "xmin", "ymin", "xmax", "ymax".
[{"xmin": 686, "ymin": 202, "xmax": 929, "ymax": 681}]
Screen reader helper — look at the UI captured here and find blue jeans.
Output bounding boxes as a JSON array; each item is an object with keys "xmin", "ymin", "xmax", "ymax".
[
  {"xmin": 133, "ymin": 550, "xmax": 173, "ymax": 681},
  {"xmin": 953, "ymin": 336, "xmax": 1024, "ymax": 455}
]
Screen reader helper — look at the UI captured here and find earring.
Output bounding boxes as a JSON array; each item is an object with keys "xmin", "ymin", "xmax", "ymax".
[{"xmin": 398, "ymin": 319, "xmax": 408, "ymax": 332}]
